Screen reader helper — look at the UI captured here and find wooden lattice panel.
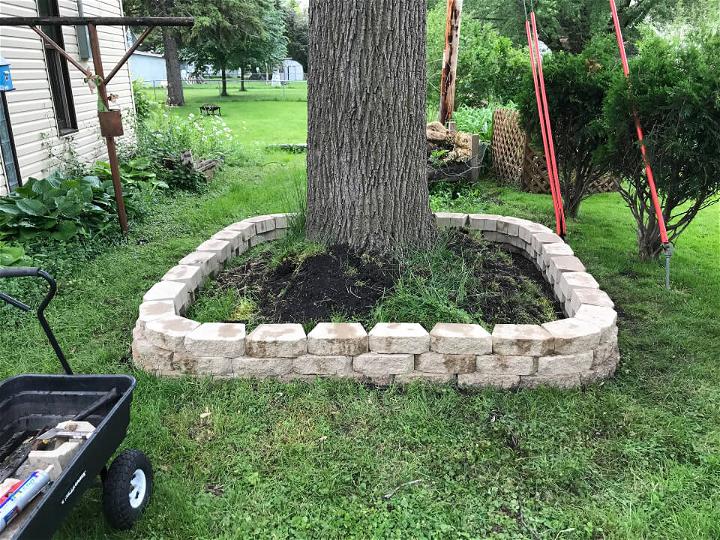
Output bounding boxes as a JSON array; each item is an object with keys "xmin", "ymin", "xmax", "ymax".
[{"xmin": 491, "ymin": 109, "xmax": 526, "ymax": 185}]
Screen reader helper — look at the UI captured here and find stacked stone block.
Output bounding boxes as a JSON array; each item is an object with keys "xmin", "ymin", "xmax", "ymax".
[{"xmin": 132, "ymin": 213, "xmax": 620, "ymax": 388}]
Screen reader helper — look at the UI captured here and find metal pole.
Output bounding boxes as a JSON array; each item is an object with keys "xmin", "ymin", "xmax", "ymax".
[{"xmin": 88, "ymin": 23, "xmax": 129, "ymax": 234}]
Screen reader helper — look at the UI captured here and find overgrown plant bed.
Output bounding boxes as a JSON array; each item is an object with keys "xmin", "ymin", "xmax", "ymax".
[
  {"xmin": 187, "ymin": 230, "xmax": 562, "ymax": 331},
  {"xmin": 133, "ymin": 213, "xmax": 620, "ymax": 389}
]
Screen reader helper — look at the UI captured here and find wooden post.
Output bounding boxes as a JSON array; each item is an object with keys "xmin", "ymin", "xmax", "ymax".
[
  {"xmin": 88, "ymin": 23, "xmax": 129, "ymax": 234},
  {"xmin": 438, "ymin": 0, "xmax": 463, "ymax": 126}
]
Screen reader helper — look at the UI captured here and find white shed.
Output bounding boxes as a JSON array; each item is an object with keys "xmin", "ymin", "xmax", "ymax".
[{"xmin": 0, "ymin": 0, "xmax": 135, "ymax": 195}]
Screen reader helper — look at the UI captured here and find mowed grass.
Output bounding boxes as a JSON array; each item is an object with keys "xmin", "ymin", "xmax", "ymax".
[
  {"xmin": 145, "ymin": 82, "xmax": 308, "ymax": 146},
  {"xmin": 1, "ymin": 97, "xmax": 719, "ymax": 538}
]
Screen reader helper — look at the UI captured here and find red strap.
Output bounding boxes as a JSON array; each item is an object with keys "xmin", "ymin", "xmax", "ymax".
[
  {"xmin": 525, "ymin": 20, "xmax": 563, "ymax": 235},
  {"xmin": 609, "ymin": 0, "xmax": 669, "ymax": 245}
]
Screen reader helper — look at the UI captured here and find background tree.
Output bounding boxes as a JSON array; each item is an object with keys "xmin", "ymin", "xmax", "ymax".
[
  {"xmin": 307, "ymin": 0, "xmax": 436, "ymax": 254},
  {"xmin": 184, "ymin": 0, "xmax": 274, "ymax": 96},
  {"xmin": 601, "ymin": 33, "xmax": 720, "ymax": 258},
  {"xmin": 519, "ymin": 37, "xmax": 616, "ymax": 218},
  {"xmin": 282, "ymin": 0, "xmax": 308, "ymax": 70},
  {"xmin": 232, "ymin": 4, "xmax": 287, "ymax": 91}
]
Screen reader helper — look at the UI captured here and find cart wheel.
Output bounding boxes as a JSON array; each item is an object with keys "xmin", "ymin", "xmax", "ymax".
[{"xmin": 102, "ymin": 449, "xmax": 153, "ymax": 530}]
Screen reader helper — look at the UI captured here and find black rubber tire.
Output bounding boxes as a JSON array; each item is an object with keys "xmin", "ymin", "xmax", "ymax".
[{"xmin": 102, "ymin": 449, "xmax": 153, "ymax": 530}]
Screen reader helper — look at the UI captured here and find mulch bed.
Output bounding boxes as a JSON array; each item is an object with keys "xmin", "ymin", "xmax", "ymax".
[
  {"xmin": 215, "ymin": 245, "xmax": 398, "ymax": 324},
  {"xmin": 210, "ymin": 230, "xmax": 563, "ymax": 326}
]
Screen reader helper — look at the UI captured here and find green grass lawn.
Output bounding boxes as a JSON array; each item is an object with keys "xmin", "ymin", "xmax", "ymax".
[
  {"xmin": 145, "ymin": 82, "xmax": 308, "ymax": 146},
  {"xmin": 2, "ymin": 98, "xmax": 719, "ymax": 538}
]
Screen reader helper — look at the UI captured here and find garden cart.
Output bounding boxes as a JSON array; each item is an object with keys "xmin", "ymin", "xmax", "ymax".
[{"xmin": 0, "ymin": 267, "xmax": 152, "ymax": 538}]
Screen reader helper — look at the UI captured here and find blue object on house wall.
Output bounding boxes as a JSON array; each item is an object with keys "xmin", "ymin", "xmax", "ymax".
[{"xmin": 0, "ymin": 57, "xmax": 15, "ymax": 92}]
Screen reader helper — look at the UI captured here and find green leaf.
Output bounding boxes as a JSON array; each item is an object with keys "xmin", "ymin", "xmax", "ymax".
[
  {"xmin": 51, "ymin": 221, "xmax": 78, "ymax": 241},
  {"xmin": 15, "ymin": 198, "xmax": 49, "ymax": 217}
]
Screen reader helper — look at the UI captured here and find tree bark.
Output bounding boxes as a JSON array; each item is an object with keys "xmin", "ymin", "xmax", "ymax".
[
  {"xmin": 221, "ymin": 67, "xmax": 228, "ymax": 96},
  {"xmin": 306, "ymin": 0, "xmax": 437, "ymax": 255},
  {"xmin": 439, "ymin": 0, "xmax": 464, "ymax": 125},
  {"xmin": 240, "ymin": 66, "xmax": 246, "ymax": 91},
  {"xmin": 162, "ymin": 29, "xmax": 184, "ymax": 106}
]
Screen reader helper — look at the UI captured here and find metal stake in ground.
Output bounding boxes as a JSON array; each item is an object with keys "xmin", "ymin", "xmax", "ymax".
[{"xmin": 88, "ymin": 24, "xmax": 128, "ymax": 234}]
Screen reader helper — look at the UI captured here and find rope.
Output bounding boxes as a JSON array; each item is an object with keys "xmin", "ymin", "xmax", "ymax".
[{"xmin": 522, "ymin": 0, "xmax": 567, "ymax": 237}]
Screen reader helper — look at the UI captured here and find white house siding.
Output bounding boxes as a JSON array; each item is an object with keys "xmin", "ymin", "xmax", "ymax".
[{"xmin": 0, "ymin": 0, "xmax": 135, "ymax": 195}]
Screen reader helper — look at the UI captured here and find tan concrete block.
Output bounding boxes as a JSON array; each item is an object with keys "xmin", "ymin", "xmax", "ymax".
[
  {"xmin": 531, "ymin": 231, "xmax": 563, "ymax": 253},
  {"xmin": 574, "ymin": 304, "xmax": 618, "ymax": 343},
  {"xmin": 548, "ymin": 256, "xmax": 586, "ymax": 284},
  {"xmin": 162, "ymin": 264, "xmax": 205, "ymax": 292},
  {"xmin": 430, "ymin": 323, "xmax": 491, "ymax": 355},
  {"xmin": 593, "ymin": 340, "xmax": 620, "ymax": 369},
  {"xmin": 570, "ymin": 288, "xmax": 614, "ymax": 314},
  {"xmin": 353, "ymin": 353, "xmax": 414, "ymax": 376},
  {"xmin": 196, "ymin": 239, "xmax": 232, "ymax": 263},
  {"xmin": 145, "ymin": 316, "xmax": 201, "ymax": 352},
  {"xmin": 293, "ymin": 355, "xmax": 354, "ymax": 376},
  {"xmin": 468, "ymin": 213, "xmax": 502, "ymax": 231},
  {"xmin": 231, "ymin": 356, "xmax": 293, "ymax": 377},
  {"xmin": 143, "ymin": 280, "xmax": 190, "ymax": 313},
  {"xmin": 457, "ymin": 373, "xmax": 520, "ymax": 389},
  {"xmin": 178, "ymin": 250, "xmax": 221, "ymax": 276},
  {"xmin": 434, "ymin": 212, "xmax": 468, "ymax": 228},
  {"xmin": 492, "ymin": 324, "xmax": 554, "ymax": 356},
  {"xmin": 369, "ymin": 323, "xmax": 430, "ymax": 353},
  {"xmin": 307, "ymin": 323, "xmax": 368, "ymax": 355},
  {"xmin": 245, "ymin": 324, "xmax": 307, "ymax": 358},
  {"xmin": 132, "ymin": 336, "xmax": 173, "ymax": 372},
  {"xmin": 212, "ymin": 228, "xmax": 248, "ymax": 255},
  {"xmin": 518, "ymin": 222, "xmax": 553, "ymax": 243},
  {"xmin": 247, "ymin": 215, "xmax": 276, "ymax": 234},
  {"xmin": 415, "ymin": 352, "xmax": 476, "ymax": 374},
  {"xmin": 137, "ymin": 300, "xmax": 176, "ymax": 331},
  {"xmin": 559, "ymin": 272, "xmax": 600, "ymax": 300},
  {"xmin": 537, "ymin": 351, "xmax": 593, "ymax": 375},
  {"xmin": 476, "ymin": 354, "xmax": 535, "ymax": 375},
  {"xmin": 542, "ymin": 318, "xmax": 601, "ymax": 354},
  {"xmin": 226, "ymin": 221, "xmax": 257, "ymax": 240},
  {"xmin": 185, "ymin": 323, "xmax": 246, "ymax": 357}
]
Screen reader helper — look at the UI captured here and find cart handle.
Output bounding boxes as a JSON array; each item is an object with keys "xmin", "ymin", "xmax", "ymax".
[{"xmin": 0, "ymin": 267, "xmax": 73, "ymax": 375}]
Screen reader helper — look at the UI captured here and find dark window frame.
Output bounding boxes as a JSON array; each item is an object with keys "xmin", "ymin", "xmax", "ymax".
[
  {"xmin": 38, "ymin": 0, "xmax": 78, "ymax": 136},
  {"xmin": 0, "ymin": 92, "xmax": 22, "ymax": 190}
]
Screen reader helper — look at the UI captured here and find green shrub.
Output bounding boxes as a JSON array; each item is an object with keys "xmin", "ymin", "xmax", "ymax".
[
  {"xmin": 131, "ymin": 79, "xmax": 158, "ymax": 122},
  {"xmin": 0, "ymin": 242, "xmax": 30, "ymax": 267},
  {"xmin": 601, "ymin": 33, "xmax": 720, "ymax": 259},
  {"xmin": 519, "ymin": 37, "xmax": 617, "ymax": 218},
  {"xmin": 0, "ymin": 172, "xmax": 130, "ymax": 242},
  {"xmin": 427, "ymin": 4, "xmax": 529, "ymax": 109}
]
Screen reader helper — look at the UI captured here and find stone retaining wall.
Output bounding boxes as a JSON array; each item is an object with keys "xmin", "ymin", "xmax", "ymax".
[{"xmin": 132, "ymin": 213, "xmax": 619, "ymax": 388}]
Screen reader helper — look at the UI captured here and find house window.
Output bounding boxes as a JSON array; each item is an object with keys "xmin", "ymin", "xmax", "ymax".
[
  {"xmin": 38, "ymin": 0, "xmax": 78, "ymax": 135},
  {"xmin": 0, "ymin": 93, "xmax": 21, "ymax": 190}
]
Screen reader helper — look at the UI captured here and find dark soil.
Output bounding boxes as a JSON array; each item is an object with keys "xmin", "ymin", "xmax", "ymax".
[
  {"xmin": 445, "ymin": 231, "xmax": 564, "ymax": 324},
  {"xmin": 208, "ymin": 230, "xmax": 563, "ymax": 327},
  {"xmin": 214, "ymin": 245, "xmax": 398, "ymax": 324}
]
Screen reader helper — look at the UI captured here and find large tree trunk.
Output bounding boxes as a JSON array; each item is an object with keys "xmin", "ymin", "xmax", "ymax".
[
  {"xmin": 221, "ymin": 67, "xmax": 228, "ymax": 96},
  {"xmin": 306, "ymin": 0, "xmax": 436, "ymax": 255},
  {"xmin": 162, "ymin": 29, "xmax": 184, "ymax": 106},
  {"xmin": 240, "ymin": 66, "xmax": 246, "ymax": 92}
]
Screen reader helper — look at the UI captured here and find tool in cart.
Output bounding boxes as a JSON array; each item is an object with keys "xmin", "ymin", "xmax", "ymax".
[{"xmin": 0, "ymin": 467, "xmax": 53, "ymax": 534}]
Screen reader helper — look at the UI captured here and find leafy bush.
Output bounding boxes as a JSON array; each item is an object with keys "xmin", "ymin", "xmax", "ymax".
[
  {"xmin": 452, "ymin": 102, "xmax": 513, "ymax": 142},
  {"xmin": 133, "ymin": 109, "xmax": 236, "ymax": 190},
  {"xmin": 0, "ymin": 172, "xmax": 128, "ymax": 242},
  {"xmin": 131, "ymin": 79, "xmax": 158, "ymax": 122},
  {"xmin": 601, "ymin": 33, "xmax": 720, "ymax": 258},
  {"xmin": 0, "ymin": 242, "xmax": 30, "ymax": 266},
  {"xmin": 519, "ymin": 37, "xmax": 617, "ymax": 218}
]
